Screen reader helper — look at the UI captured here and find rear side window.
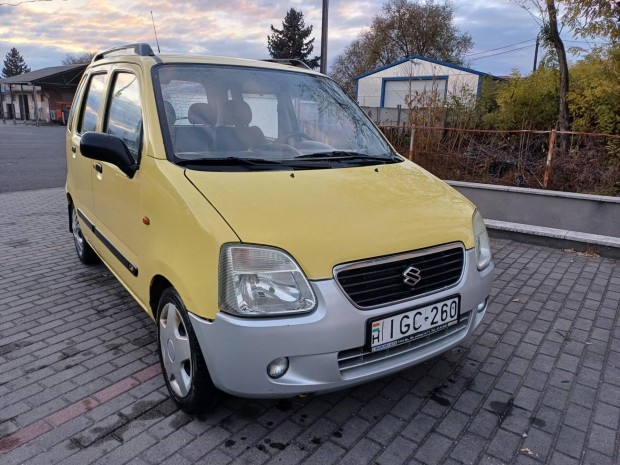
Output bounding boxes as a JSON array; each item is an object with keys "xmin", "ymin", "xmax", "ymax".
[
  {"xmin": 105, "ymin": 73, "xmax": 142, "ymax": 162},
  {"xmin": 78, "ymin": 73, "xmax": 107, "ymax": 134},
  {"xmin": 67, "ymin": 78, "xmax": 86, "ymax": 130}
]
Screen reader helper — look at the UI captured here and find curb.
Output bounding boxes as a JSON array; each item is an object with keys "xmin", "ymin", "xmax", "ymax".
[{"xmin": 486, "ymin": 219, "xmax": 620, "ymax": 259}]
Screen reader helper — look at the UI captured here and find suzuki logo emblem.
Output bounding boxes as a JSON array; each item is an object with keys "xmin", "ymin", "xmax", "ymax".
[{"xmin": 403, "ymin": 266, "xmax": 422, "ymax": 288}]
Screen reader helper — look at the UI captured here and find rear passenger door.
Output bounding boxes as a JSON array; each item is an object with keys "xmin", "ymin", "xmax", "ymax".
[{"xmin": 90, "ymin": 68, "xmax": 144, "ymax": 289}]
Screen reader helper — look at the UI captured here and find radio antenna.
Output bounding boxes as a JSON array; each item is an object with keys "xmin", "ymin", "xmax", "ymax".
[{"xmin": 151, "ymin": 10, "xmax": 161, "ymax": 53}]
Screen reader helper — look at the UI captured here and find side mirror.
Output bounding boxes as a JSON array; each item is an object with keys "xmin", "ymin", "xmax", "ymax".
[{"xmin": 80, "ymin": 132, "xmax": 138, "ymax": 178}]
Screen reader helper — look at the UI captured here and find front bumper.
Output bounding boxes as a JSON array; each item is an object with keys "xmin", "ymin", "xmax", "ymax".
[{"xmin": 189, "ymin": 248, "xmax": 493, "ymax": 398}]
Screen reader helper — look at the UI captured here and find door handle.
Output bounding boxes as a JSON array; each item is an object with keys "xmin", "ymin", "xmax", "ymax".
[
  {"xmin": 94, "ymin": 163, "xmax": 103, "ymax": 173},
  {"xmin": 71, "ymin": 145, "xmax": 76, "ymax": 153}
]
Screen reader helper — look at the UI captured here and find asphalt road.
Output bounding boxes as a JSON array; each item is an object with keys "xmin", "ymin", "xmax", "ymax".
[{"xmin": 0, "ymin": 123, "xmax": 67, "ymax": 193}]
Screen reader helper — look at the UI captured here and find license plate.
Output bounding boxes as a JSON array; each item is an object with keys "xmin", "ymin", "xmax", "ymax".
[{"xmin": 368, "ymin": 296, "xmax": 460, "ymax": 352}]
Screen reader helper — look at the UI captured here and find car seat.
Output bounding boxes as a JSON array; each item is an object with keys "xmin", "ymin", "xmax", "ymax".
[{"xmin": 214, "ymin": 100, "xmax": 266, "ymax": 151}]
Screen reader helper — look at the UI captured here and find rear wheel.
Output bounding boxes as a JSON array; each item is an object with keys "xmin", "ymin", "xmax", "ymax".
[
  {"xmin": 70, "ymin": 205, "xmax": 98, "ymax": 265},
  {"xmin": 157, "ymin": 287, "xmax": 220, "ymax": 414}
]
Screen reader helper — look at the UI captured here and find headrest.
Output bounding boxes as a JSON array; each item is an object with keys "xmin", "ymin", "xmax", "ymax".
[
  {"xmin": 188, "ymin": 103, "xmax": 217, "ymax": 126},
  {"xmin": 163, "ymin": 100, "xmax": 176, "ymax": 126},
  {"xmin": 222, "ymin": 100, "xmax": 252, "ymax": 126}
]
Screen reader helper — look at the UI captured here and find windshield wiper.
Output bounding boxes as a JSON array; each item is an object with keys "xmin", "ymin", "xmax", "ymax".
[
  {"xmin": 175, "ymin": 157, "xmax": 283, "ymax": 167},
  {"xmin": 175, "ymin": 156, "xmax": 336, "ymax": 170},
  {"xmin": 292, "ymin": 151, "xmax": 401, "ymax": 163}
]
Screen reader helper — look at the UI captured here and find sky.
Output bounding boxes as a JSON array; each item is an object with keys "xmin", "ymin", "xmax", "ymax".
[{"xmin": 0, "ymin": 0, "xmax": 602, "ymax": 77}]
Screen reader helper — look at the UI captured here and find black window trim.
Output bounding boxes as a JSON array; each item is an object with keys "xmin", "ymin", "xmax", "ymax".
[{"xmin": 150, "ymin": 64, "xmax": 175, "ymax": 162}]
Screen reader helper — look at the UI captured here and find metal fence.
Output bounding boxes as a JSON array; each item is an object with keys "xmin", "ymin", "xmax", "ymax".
[{"xmin": 379, "ymin": 125, "xmax": 620, "ymax": 196}]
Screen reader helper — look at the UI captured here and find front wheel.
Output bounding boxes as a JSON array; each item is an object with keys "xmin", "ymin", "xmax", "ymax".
[
  {"xmin": 157, "ymin": 288, "xmax": 220, "ymax": 414},
  {"xmin": 70, "ymin": 205, "xmax": 99, "ymax": 265}
]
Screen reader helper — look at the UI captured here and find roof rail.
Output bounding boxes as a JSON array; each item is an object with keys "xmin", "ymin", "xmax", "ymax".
[
  {"xmin": 262, "ymin": 58, "xmax": 311, "ymax": 70},
  {"xmin": 93, "ymin": 43, "xmax": 155, "ymax": 62}
]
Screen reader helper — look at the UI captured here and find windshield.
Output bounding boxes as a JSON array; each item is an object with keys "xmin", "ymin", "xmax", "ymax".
[{"xmin": 154, "ymin": 64, "xmax": 400, "ymax": 170}]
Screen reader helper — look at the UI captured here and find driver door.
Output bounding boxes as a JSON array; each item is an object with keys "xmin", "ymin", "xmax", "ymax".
[{"xmin": 91, "ymin": 68, "xmax": 144, "ymax": 291}]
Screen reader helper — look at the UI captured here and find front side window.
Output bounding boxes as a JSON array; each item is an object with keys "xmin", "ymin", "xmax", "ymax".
[
  {"xmin": 154, "ymin": 64, "xmax": 400, "ymax": 171},
  {"xmin": 78, "ymin": 73, "xmax": 107, "ymax": 134},
  {"xmin": 105, "ymin": 73, "xmax": 142, "ymax": 162}
]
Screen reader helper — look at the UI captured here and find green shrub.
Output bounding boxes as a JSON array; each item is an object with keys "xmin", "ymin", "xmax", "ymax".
[
  {"xmin": 482, "ymin": 69, "xmax": 559, "ymax": 130},
  {"xmin": 569, "ymin": 46, "xmax": 620, "ymax": 135}
]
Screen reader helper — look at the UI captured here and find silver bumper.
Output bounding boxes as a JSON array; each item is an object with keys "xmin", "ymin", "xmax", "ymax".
[{"xmin": 188, "ymin": 248, "xmax": 493, "ymax": 398}]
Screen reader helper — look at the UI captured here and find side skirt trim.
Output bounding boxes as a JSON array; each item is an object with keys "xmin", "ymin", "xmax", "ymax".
[{"xmin": 77, "ymin": 209, "xmax": 139, "ymax": 277}]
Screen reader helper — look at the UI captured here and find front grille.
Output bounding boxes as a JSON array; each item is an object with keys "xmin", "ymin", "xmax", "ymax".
[
  {"xmin": 338, "ymin": 313, "xmax": 470, "ymax": 378},
  {"xmin": 335, "ymin": 245, "xmax": 465, "ymax": 308}
]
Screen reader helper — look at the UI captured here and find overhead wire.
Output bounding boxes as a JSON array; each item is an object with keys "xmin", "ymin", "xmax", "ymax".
[
  {"xmin": 464, "ymin": 37, "xmax": 608, "ymax": 64},
  {"xmin": 563, "ymin": 39, "xmax": 608, "ymax": 46},
  {"xmin": 465, "ymin": 39, "xmax": 536, "ymax": 57},
  {"xmin": 0, "ymin": 0, "xmax": 66, "ymax": 5},
  {"xmin": 468, "ymin": 44, "xmax": 536, "ymax": 62}
]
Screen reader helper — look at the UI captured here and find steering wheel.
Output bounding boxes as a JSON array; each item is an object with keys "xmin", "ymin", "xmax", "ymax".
[
  {"xmin": 249, "ymin": 143, "xmax": 301, "ymax": 157},
  {"xmin": 275, "ymin": 131, "xmax": 311, "ymax": 145}
]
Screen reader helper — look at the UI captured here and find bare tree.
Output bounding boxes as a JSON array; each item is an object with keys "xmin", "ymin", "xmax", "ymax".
[
  {"xmin": 545, "ymin": 0, "xmax": 570, "ymax": 136},
  {"xmin": 515, "ymin": 0, "xmax": 570, "ymax": 140},
  {"xmin": 62, "ymin": 52, "xmax": 95, "ymax": 65},
  {"xmin": 330, "ymin": 32, "xmax": 378, "ymax": 96},
  {"xmin": 373, "ymin": 0, "xmax": 473, "ymax": 64},
  {"xmin": 330, "ymin": 0, "xmax": 473, "ymax": 96}
]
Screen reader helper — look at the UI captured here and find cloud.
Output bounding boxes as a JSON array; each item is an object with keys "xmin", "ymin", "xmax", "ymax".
[{"xmin": 0, "ymin": 0, "xmax": 588, "ymax": 76}]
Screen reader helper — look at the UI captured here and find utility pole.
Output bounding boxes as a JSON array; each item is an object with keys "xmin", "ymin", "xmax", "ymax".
[
  {"xmin": 320, "ymin": 0, "xmax": 329, "ymax": 74},
  {"xmin": 533, "ymin": 34, "xmax": 540, "ymax": 72},
  {"xmin": 9, "ymin": 84, "xmax": 16, "ymax": 124}
]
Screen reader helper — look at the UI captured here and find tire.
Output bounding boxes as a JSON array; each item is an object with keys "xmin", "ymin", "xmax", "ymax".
[
  {"xmin": 70, "ymin": 205, "xmax": 99, "ymax": 265},
  {"xmin": 157, "ymin": 287, "xmax": 220, "ymax": 414}
]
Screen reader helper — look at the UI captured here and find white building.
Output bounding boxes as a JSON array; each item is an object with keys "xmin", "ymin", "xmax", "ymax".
[{"xmin": 355, "ymin": 55, "xmax": 497, "ymax": 124}]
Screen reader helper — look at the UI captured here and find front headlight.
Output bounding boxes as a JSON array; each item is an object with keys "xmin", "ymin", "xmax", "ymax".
[
  {"xmin": 473, "ymin": 210, "xmax": 492, "ymax": 270},
  {"xmin": 219, "ymin": 244, "xmax": 316, "ymax": 317}
]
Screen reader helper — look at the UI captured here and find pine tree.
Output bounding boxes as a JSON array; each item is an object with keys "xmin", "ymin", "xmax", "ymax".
[
  {"xmin": 2, "ymin": 48, "xmax": 31, "ymax": 78},
  {"xmin": 267, "ymin": 8, "xmax": 320, "ymax": 69}
]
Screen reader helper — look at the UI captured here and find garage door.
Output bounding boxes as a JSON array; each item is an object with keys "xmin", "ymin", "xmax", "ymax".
[{"xmin": 383, "ymin": 79, "xmax": 447, "ymax": 108}]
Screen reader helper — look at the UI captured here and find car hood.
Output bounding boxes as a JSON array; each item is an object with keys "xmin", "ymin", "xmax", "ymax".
[{"xmin": 184, "ymin": 161, "xmax": 476, "ymax": 280}]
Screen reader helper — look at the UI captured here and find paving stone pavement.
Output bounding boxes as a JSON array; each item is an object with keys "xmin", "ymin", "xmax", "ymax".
[{"xmin": 0, "ymin": 187, "xmax": 619, "ymax": 465}]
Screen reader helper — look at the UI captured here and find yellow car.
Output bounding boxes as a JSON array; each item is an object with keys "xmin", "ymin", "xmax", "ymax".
[{"xmin": 66, "ymin": 43, "xmax": 493, "ymax": 413}]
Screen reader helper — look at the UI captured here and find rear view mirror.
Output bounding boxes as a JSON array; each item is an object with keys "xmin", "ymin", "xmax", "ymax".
[{"xmin": 80, "ymin": 132, "xmax": 137, "ymax": 178}]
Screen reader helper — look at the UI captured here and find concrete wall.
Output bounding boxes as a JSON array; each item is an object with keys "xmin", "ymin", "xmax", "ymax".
[{"xmin": 447, "ymin": 181, "xmax": 620, "ymax": 238}]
